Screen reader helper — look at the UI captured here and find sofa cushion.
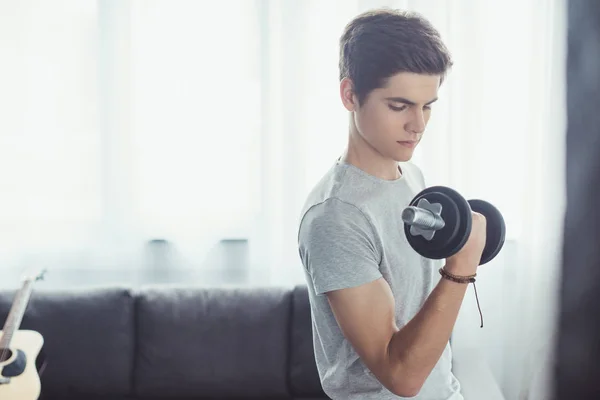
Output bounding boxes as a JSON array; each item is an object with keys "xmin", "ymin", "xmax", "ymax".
[
  {"xmin": 133, "ymin": 286, "xmax": 293, "ymax": 398},
  {"xmin": 40, "ymin": 397, "xmax": 133, "ymax": 400},
  {"xmin": 289, "ymin": 285, "xmax": 325, "ymax": 398},
  {"xmin": 0, "ymin": 286, "xmax": 135, "ymax": 397}
]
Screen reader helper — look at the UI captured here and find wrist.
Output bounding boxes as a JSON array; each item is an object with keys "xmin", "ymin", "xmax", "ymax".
[
  {"xmin": 439, "ymin": 267, "xmax": 476, "ymax": 284},
  {"xmin": 443, "ymin": 259, "xmax": 477, "ymax": 277},
  {"xmin": 439, "ymin": 265, "xmax": 485, "ymax": 328}
]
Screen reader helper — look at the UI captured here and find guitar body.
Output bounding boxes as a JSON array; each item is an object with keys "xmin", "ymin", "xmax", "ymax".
[{"xmin": 0, "ymin": 330, "xmax": 44, "ymax": 400}]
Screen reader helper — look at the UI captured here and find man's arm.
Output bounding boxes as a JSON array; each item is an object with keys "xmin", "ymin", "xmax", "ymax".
[
  {"xmin": 326, "ymin": 272, "xmax": 468, "ymax": 397},
  {"xmin": 326, "ymin": 212, "xmax": 487, "ymax": 397}
]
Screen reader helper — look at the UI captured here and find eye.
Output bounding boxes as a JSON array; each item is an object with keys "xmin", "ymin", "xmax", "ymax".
[
  {"xmin": 389, "ymin": 104, "xmax": 407, "ymax": 112},
  {"xmin": 423, "ymin": 105, "xmax": 432, "ymax": 111}
]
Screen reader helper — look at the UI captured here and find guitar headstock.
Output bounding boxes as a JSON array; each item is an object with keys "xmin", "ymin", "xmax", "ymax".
[{"xmin": 21, "ymin": 268, "xmax": 47, "ymax": 283}]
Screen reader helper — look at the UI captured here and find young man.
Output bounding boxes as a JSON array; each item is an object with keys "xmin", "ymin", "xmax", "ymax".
[{"xmin": 297, "ymin": 9, "xmax": 487, "ymax": 400}]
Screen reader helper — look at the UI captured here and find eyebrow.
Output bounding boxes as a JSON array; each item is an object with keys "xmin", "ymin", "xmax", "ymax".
[{"xmin": 385, "ymin": 97, "xmax": 439, "ymax": 106}]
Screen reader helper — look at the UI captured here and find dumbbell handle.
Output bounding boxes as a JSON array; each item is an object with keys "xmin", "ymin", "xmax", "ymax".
[{"xmin": 401, "ymin": 206, "xmax": 445, "ymax": 231}]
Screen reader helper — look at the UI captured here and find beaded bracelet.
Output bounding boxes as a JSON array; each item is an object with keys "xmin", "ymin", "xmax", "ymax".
[
  {"xmin": 439, "ymin": 267, "xmax": 476, "ymax": 284},
  {"xmin": 439, "ymin": 267, "xmax": 484, "ymax": 328}
]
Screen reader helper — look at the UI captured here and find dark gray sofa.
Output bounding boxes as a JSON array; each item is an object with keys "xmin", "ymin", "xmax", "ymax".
[{"xmin": 0, "ymin": 284, "xmax": 327, "ymax": 400}]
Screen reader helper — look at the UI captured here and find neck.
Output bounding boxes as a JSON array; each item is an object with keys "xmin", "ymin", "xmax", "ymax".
[{"xmin": 341, "ymin": 125, "xmax": 401, "ymax": 181}]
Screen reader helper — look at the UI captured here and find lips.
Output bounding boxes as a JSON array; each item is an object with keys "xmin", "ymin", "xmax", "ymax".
[{"xmin": 397, "ymin": 141, "xmax": 417, "ymax": 149}]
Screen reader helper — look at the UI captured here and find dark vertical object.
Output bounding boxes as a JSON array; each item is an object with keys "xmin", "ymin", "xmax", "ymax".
[
  {"xmin": 202, "ymin": 239, "xmax": 250, "ymax": 284},
  {"xmin": 556, "ymin": 1, "xmax": 600, "ymax": 399}
]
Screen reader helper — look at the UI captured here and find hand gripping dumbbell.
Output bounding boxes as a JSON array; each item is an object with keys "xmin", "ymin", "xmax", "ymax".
[{"xmin": 401, "ymin": 186, "xmax": 506, "ymax": 265}]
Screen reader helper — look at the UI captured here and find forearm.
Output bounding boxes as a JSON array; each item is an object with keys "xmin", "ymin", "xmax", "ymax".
[{"xmin": 387, "ymin": 267, "xmax": 470, "ymax": 387}]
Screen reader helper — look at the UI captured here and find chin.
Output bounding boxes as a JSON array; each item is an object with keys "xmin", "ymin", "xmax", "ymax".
[{"xmin": 391, "ymin": 151, "xmax": 414, "ymax": 163}]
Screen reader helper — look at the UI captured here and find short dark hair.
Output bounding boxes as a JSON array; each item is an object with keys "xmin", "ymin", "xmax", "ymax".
[{"xmin": 339, "ymin": 8, "xmax": 453, "ymax": 105}]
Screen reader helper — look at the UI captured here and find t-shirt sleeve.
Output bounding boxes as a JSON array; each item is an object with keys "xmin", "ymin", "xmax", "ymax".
[{"xmin": 298, "ymin": 198, "xmax": 383, "ymax": 295}]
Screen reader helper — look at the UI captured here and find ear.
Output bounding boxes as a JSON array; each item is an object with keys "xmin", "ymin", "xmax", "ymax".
[{"xmin": 340, "ymin": 77, "xmax": 357, "ymax": 111}]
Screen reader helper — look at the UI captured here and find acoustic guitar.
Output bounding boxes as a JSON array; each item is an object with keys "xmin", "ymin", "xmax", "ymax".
[{"xmin": 0, "ymin": 269, "xmax": 47, "ymax": 399}]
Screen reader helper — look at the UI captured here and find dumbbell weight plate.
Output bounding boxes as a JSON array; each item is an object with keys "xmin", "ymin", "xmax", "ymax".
[
  {"xmin": 468, "ymin": 199, "xmax": 506, "ymax": 265},
  {"xmin": 404, "ymin": 186, "xmax": 472, "ymax": 260}
]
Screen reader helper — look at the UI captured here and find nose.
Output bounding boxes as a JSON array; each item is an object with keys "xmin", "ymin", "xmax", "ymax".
[{"xmin": 406, "ymin": 108, "xmax": 426, "ymax": 135}]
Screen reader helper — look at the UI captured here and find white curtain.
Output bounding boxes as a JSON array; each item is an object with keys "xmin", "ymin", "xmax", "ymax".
[
  {"xmin": 0, "ymin": 0, "xmax": 566, "ymax": 398},
  {"xmin": 0, "ymin": 0, "xmax": 105, "ymax": 269}
]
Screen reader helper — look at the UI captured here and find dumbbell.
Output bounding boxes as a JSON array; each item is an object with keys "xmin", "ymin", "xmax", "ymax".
[{"xmin": 401, "ymin": 186, "xmax": 506, "ymax": 265}]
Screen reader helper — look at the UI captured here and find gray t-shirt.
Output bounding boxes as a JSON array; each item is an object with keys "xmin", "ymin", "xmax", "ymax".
[{"xmin": 297, "ymin": 159, "xmax": 463, "ymax": 400}]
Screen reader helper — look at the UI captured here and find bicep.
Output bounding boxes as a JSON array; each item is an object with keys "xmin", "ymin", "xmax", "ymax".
[
  {"xmin": 326, "ymin": 277, "xmax": 400, "ymax": 392},
  {"xmin": 299, "ymin": 199, "xmax": 382, "ymax": 295}
]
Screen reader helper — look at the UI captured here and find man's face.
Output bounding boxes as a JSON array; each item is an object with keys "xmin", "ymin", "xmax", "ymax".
[{"xmin": 345, "ymin": 72, "xmax": 440, "ymax": 162}]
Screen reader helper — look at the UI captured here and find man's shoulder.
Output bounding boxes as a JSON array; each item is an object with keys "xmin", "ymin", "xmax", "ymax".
[
  {"xmin": 298, "ymin": 160, "xmax": 426, "ymax": 232},
  {"xmin": 300, "ymin": 162, "xmax": 361, "ymax": 218},
  {"xmin": 297, "ymin": 166, "xmax": 377, "ymax": 248}
]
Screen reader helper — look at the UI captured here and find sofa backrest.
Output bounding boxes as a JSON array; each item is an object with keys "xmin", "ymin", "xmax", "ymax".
[
  {"xmin": 0, "ymin": 284, "xmax": 326, "ymax": 399},
  {"xmin": 0, "ymin": 287, "xmax": 135, "ymax": 398},
  {"xmin": 133, "ymin": 286, "xmax": 293, "ymax": 398},
  {"xmin": 290, "ymin": 285, "xmax": 324, "ymax": 397}
]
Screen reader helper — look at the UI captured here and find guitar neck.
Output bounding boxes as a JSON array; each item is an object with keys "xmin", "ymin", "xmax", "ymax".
[{"xmin": 0, "ymin": 280, "xmax": 35, "ymax": 349}]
